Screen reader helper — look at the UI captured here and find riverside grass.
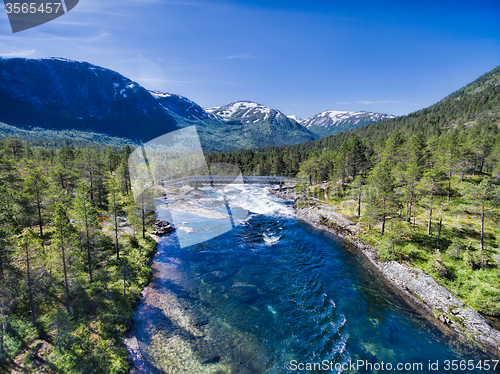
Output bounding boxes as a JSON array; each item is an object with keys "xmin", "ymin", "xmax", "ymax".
[{"xmin": 301, "ymin": 175, "xmax": 500, "ymax": 321}]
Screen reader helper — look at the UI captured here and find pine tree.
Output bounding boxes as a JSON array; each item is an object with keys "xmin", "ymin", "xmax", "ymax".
[
  {"xmin": 400, "ymin": 133, "xmax": 427, "ymax": 223},
  {"xmin": 350, "ymin": 175, "xmax": 366, "ymax": 217},
  {"xmin": 381, "ymin": 130, "xmax": 405, "ymax": 169},
  {"xmin": 53, "ymin": 203, "xmax": 74, "ymax": 315},
  {"xmin": 368, "ymin": 160, "xmax": 397, "ymax": 235},
  {"xmin": 72, "ymin": 184, "xmax": 100, "ymax": 282},
  {"xmin": 0, "ymin": 180, "xmax": 16, "ymax": 281},
  {"xmin": 106, "ymin": 176, "xmax": 122, "ymax": 259},
  {"xmin": 18, "ymin": 228, "xmax": 41, "ymax": 327},
  {"xmin": 345, "ymin": 135, "xmax": 368, "ymax": 180},
  {"xmin": 461, "ymin": 178, "xmax": 500, "ymax": 251},
  {"xmin": 419, "ymin": 167, "xmax": 445, "ymax": 236},
  {"xmin": 21, "ymin": 163, "xmax": 48, "ymax": 238}
]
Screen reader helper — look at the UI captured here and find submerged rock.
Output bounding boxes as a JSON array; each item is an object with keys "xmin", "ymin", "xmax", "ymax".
[{"xmin": 153, "ymin": 221, "xmax": 175, "ymax": 236}]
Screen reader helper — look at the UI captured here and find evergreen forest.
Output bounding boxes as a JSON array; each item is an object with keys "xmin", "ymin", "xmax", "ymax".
[{"xmin": 0, "ymin": 140, "xmax": 157, "ymax": 373}]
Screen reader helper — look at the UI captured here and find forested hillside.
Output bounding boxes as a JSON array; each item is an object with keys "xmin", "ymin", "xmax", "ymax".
[
  {"xmin": 291, "ymin": 124, "xmax": 500, "ymax": 320},
  {"xmin": 207, "ymin": 65, "xmax": 500, "ymax": 322},
  {"xmin": 0, "ymin": 58, "xmax": 317, "ymax": 152},
  {"xmin": 0, "ymin": 139, "xmax": 157, "ymax": 373},
  {"xmin": 208, "ymin": 65, "xmax": 500, "ymax": 174}
]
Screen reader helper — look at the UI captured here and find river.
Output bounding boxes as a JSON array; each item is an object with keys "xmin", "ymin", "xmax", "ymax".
[{"xmin": 126, "ymin": 185, "xmax": 496, "ymax": 373}]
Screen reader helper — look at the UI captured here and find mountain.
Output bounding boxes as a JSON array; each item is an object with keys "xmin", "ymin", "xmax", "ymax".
[
  {"xmin": 150, "ymin": 91, "xmax": 211, "ymax": 121},
  {"xmin": 287, "ymin": 115, "xmax": 304, "ymax": 124},
  {"xmin": 299, "ymin": 110, "xmax": 395, "ymax": 137},
  {"xmin": 0, "ymin": 57, "xmax": 317, "ymax": 151},
  {"xmin": 0, "ymin": 57, "xmax": 179, "ymax": 142},
  {"xmin": 212, "ymin": 64, "xmax": 500, "ymax": 169},
  {"xmin": 202, "ymin": 101, "xmax": 317, "ymax": 148}
]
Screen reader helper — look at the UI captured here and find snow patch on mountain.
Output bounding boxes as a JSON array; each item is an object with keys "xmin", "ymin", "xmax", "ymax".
[
  {"xmin": 205, "ymin": 101, "xmax": 284, "ymax": 124},
  {"xmin": 287, "ymin": 115, "xmax": 304, "ymax": 124},
  {"xmin": 303, "ymin": 110, "xmax": 395, "ymax": 129}
]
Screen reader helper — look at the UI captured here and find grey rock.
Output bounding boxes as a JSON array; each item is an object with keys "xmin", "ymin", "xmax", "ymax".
[
  {"xmin": 287, "ymin": 193, "xmax": 500, "ymax": 355},
  {"xmin": 152, "ymin": 220, "xmax": 175, "ymax": 236}
]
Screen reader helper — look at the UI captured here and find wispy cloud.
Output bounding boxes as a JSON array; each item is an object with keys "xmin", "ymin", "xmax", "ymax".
[
  {"xmin": 223, "ymin": 53, "xmax": 257, "ymax": 59},
  {"xmin": 49, "ymin": 20, "xmax": 95, "ymax": 26},
  {"xmin": 0, "ymin": 49, "xmax": 36, "ymax": 57}
]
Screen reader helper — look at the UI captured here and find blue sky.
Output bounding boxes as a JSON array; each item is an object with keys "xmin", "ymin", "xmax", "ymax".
[{"xmin": 0, "ymin": 0, "xmax": 499, "ymax": 118}]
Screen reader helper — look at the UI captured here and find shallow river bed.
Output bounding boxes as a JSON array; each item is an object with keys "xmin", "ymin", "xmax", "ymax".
[{"xmin": 126, "ymin": 186, "xmax": 496, "ymax": 373}]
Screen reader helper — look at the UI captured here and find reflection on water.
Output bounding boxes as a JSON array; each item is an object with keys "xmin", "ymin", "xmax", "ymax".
[{"xmin": 127, "ymin": 187, "xmax": 495, "ymax": 374}]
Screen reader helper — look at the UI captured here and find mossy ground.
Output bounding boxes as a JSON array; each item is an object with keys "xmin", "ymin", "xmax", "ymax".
[
  {"xmin": 300, "ymin": 177, "xmax": 500, "ymax": 319},
  {"xmin": 1, "ymin": 228, "xmax": 157, "ymax": 374}
]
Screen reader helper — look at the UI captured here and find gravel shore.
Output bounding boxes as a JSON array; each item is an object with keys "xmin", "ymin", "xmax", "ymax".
[{"xmin": 271, "ymin": 189, "xmax": 500, "ymax": 356}]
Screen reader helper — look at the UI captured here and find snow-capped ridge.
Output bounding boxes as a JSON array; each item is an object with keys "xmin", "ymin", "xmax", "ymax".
[
  {"xmin": 287, "ymin": 115, "xmax": 304, "ymax": 124},
  {"xmin": 300, "ymin": 110, "xmax": 395, "ymax": 137}
]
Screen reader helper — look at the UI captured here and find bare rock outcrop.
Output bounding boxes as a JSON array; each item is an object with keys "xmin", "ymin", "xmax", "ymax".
[{"xmin": 291, "ymin": 196, "xmax": 500, "ymax": 355}]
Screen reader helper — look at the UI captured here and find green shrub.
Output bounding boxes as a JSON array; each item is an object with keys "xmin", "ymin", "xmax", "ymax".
[
  {"xmin": 464, "ymin": 251, "xmax": 479, "ymax": 270},
  {"xmin": 446, "ymin": 238, "xmax": 466, "ymax": 260},
  {"xmin": 430, "ymin": 250, "xmax": 450, "ymax": 278},
  {"xmin": 470, "ymin": 286, "xmax": 500, "ymax": 316},
  {"xmin": 464, "ymin": 249, "xmax": 489, "ymax": 270}
]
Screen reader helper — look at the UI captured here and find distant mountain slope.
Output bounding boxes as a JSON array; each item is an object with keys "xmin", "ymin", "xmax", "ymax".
[
  {"xmin": 0, "ymin": 57, "xmax": 179, "ymax": 141},
  {"xmin": 150, "ymin": 91, "xmax": 210, "ymax": 121},
  {"xmin": 299, "ymin": 110, "xmax": 395, "ymax": 137},
  {"xmin": 354, "ymin": 64, "xmax": 500, "ymax": 140},
  {"xmin": 289, "ymin": 64, "xmax": 500, "ymax": 156},
  {"xmin": 0, "ymin": 57, "xmax": 318, "ymax": 151},
  {"xmin": 204, "ymin": 101, "xmax": 317, "ymax": 147},
  {"xmin": 210, "ymin": 64, "xmax": 500, "ymax": 170}
]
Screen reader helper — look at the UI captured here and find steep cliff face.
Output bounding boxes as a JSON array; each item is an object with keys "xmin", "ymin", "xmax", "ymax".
[{"xmin": 0, "ymin": 57, "xmax": 179, "ymax": 141}]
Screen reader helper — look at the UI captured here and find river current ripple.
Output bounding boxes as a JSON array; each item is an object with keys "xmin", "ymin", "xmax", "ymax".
[{"xmin": 128, "ymin": 186, "xmax": 494, "ymax": 374}]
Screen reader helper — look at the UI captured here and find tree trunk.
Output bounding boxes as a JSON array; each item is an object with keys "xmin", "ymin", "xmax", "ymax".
[
  {"xmin": 446, "ymin": 166, "xmax": 452, "ymax": 202},
  {"xmin": 123, "ymin": 267, "xmax": 127, "ymax": 297},
  {"xmin": 437, "ymin": 217, "xmax": 442, "ymax": 245},
  {"xmin": 0, "ymin": 321, "xmax": 3, "ymax": 355},
  {"xmin": 115, "ymin": 213, "xmax": 119, "ymax": 260},
  {"xmin": 357, "ymin": 193, "xmax": 361, "ymax": 217},
  {"xmin": 61, "ymin": 238, "xmax": 71, "ymax": 315},
  {"xmin": 381, "ymin": 213, "xmax": 385, "ymax": 235},
  {"xmin": 0, "ymin": 314, "xmax": 4, "ymax": 355},
  {"xmin": 0, "ymin": 249, "xmax": 4, "ymax": 281},
  {"xmin": 480, "ymin": 199, "xmax": 485, "ymax": 251},
  {"xmin": 84, "ymin": 205, "xmax": 93, "ymax": 283},
  {"xmin": 113, "ymin": 191, "xmax": 120, "ymax": 260},
  {"xmin": 36, "ymin": 189, "xmax": 43, "ymax": 238},
  {"xmin": 427, "ymin": 207, "xmax": 432, "ymax": 235},
  {"xmin": 25, "ymin": 246, "xmax": 36, "ymax": 327},
  {"xmin": 427, "ymin": 194, "xmax": 433, "ymax": 235},
  {"xmin": 89, "ymin": 161, "xmax": 94, "ymax": 201},
  {"xmin": 57, "ymin": 317, "xmax": 62, "ymax": 354},
  {"xmin": 408, "ymin": 201, "xmax": 412, "ymax": 223},
  {"xmin": 142, "ymin": 207, "xmax": 146, "ymax": 239}
]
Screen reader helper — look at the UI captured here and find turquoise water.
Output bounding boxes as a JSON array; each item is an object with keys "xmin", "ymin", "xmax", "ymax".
[{"xmin": 129, "ymin": 187, "xmax": 497, "ymax": 373}]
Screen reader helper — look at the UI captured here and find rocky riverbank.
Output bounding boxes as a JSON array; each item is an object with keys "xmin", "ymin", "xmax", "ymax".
[{"xmin": 271, "ymin": 188, "xmax": 500, "ymax": 356}]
